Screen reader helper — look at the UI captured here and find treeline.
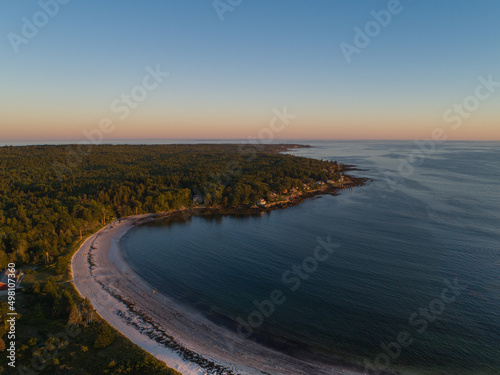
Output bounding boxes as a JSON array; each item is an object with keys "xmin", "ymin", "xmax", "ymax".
[
  {"xmin": 0, "ymin": 144, "xmax": 341, "ymax": 269},
  {"xmin": 0, "ymin": 277, "xmax": 182, "ymax": 374}
]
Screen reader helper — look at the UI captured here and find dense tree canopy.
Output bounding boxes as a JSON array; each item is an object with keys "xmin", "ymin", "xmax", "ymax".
[{"xmin": 0, "ymin": 144, "xmax": 342, "ymax": 268}]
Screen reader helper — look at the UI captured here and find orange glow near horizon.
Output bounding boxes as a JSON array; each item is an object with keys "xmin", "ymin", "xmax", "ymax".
[
  {"xmin": 1, "ymin": 99, "xmax": 499, "ymax": 142},
  {"xmin": 2, "ymin": 111, "xmax": 499, "ymax": 142},
  {"xmin": 2, "ymin": 120, "xmax": 499, "ymax": 142}
]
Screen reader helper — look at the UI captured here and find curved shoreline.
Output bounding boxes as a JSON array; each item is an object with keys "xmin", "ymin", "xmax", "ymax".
[{"xmin": 71, "ymin": 208, "xmax": 368, "ymax": 375}]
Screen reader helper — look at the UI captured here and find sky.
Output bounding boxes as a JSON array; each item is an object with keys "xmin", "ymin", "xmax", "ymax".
[{"xmin": 1, "ymin": 0, "xmax": 499, "ymax": 142}]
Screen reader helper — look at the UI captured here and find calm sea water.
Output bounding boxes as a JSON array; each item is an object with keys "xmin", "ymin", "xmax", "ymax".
[{"xmin": 121, "ymin": 141, "xmax": 500, "ymax": 374}]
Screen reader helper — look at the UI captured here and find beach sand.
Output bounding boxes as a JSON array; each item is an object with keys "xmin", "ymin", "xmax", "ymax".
[{"xmin": 71, "ymin": 213, "xmax": 365, "ymax": 375}]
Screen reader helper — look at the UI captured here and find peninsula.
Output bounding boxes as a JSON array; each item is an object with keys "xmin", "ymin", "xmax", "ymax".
[{"xmin": 0, "ymin": 144, "xmax": 366, "ymax": 374}]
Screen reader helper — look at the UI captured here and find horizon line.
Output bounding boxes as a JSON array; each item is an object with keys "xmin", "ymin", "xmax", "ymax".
[{"xmin": 2, "ymin": 138, "xmax": 500, "ymax": 146}]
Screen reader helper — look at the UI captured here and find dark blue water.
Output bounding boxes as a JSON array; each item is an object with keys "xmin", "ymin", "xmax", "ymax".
[{"xmin": 122, "ymin": 141, "xmax": 500, "ymax": 374}]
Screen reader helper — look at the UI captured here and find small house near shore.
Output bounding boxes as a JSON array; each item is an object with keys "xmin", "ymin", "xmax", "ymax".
[
  {"xmin": 0, "ymin": 269, "xmax": 24, "ymax": 291},
  {"xmin": 257, "ymin": 199, "xmax": 267, "ymax": 207}
]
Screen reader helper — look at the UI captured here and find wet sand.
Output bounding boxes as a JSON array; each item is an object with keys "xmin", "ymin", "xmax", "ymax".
[{"xmin": 71, "ymin": 212, "xmax": 366, "ymax": 375}]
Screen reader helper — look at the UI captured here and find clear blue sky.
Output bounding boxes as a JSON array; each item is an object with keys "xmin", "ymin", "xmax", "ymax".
[{"xmin": 1, "ymin": 0, "xmax": 499, "ymax": 141}]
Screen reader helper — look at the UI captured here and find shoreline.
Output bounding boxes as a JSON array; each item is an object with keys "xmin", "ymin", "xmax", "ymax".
[{"xmin": 71, "ymin": 187, "xmax": 371, "ymax": 375}]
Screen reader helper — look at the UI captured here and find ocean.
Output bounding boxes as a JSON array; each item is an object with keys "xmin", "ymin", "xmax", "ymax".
[{"xmin": 121, "ymin": 141, "xmax": 500, "ymax": 374}]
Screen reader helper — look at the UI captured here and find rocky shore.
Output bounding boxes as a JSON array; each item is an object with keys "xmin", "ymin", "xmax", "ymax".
[{"xmin": 71, "ymin": 173, "xmax": 370, "ymax": 375}]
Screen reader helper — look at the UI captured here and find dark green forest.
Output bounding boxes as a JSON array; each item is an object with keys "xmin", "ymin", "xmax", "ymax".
[
  {"xmin": 0, "ymin": 143, "xmax": 346, "ymax": 374},
  {"xmin": 0, "ymin": 143, "xmax": 342, "ymax": 270}
]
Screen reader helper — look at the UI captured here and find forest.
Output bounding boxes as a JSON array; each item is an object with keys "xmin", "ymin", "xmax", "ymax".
[
  {"xmin": 0, "ymin": 144, "xmax": 343, "ymax": 269},
  {"xmin": 0, "ymin": 143, "xmax": 346, "ymax": 374}
]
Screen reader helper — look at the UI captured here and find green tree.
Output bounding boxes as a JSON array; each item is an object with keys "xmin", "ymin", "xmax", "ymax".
[{"xmin": 94, "ymin": 324, "xmax": 116, "ymax": 349}]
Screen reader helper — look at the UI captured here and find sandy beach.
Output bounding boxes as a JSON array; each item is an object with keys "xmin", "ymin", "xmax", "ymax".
[{"xmin": 71, "ymin": 213, "xmax": 365, "ymax": 375}]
